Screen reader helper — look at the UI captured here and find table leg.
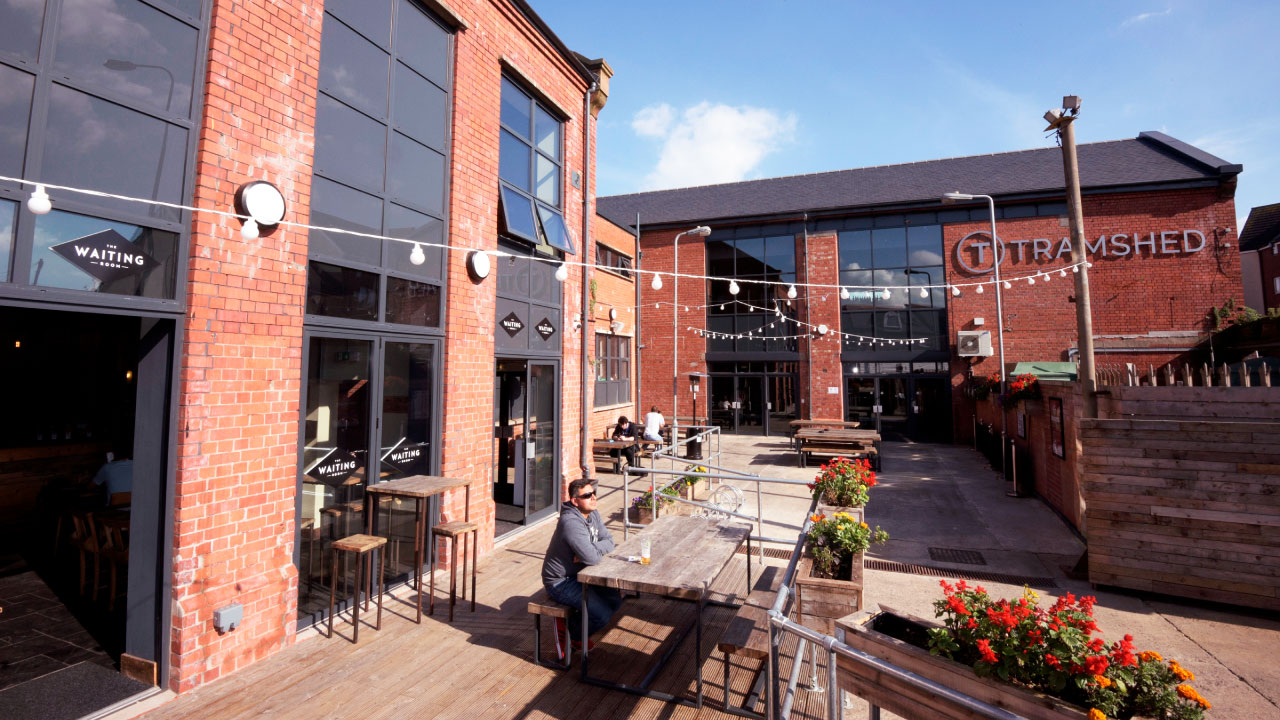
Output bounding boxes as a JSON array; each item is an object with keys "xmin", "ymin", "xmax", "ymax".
[
  {"xmin": 415, "ymin": 497, "xmax": 424, "ymax": 623},
  {"xmin": 449, "ymin": 535, "xmax": 458, "ymax": 622},
  {"xmin": 696, "ymin": 593, "xmax": 705, "ymax": 708},
  {"xmin": 428, "ymin": 500, "xmax": 437, "ymax": 617},
  {"xmin": 580, "ymin": 588, "xmax": 590, "ymax": 679},
  {"xmin": 352, "ymin": 549, "xmax": 362, "ymax": 643},
  {"xmin": 377, "ymin": 544, "xmax": 385, "ymax": 631},
  {"xmin": 470, "ymin": 529, "xmax": 477, "ymax": 612},
  {"xmin": 747, "ymin": 535, "xmax": 752, "ymax": 593}
]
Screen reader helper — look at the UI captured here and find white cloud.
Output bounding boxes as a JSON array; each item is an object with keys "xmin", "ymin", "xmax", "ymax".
[
  {"xmin": 631, "ymin": 103, "xmax": 674, "ymax": 138},
  {"xmin": 1120, "ymin": 8, "xmax": 1172, "ymax": 28},
  {"xmin": 635, "ymin": 102, "xmax": 796, "ymax": 190}
]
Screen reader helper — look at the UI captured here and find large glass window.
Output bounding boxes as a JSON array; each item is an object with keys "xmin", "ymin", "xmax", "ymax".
[
  {"xmin": 705, "ymin": 234, "xmax": 798, "ymax": 354},
  {"xmin": 839, "ymin": 223, "xmax": 947, "ymax": 354},
  {"xmin": 594, "ymin": 333, "xmax": 631, "ymax": 406},
  {"xmin": 307, "ymin": 0, "xmax": 452, "ymax": 328},
  {"xmin": 498, "ymin": 77, "xmax": 573, "ymax": 255},
  {"xmin": 0, "ymin": 0, "xmax": 204, "ymax": 306}
]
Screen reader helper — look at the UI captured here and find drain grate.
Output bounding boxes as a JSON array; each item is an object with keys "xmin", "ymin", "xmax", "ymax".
[
  {"xmin": 736, "ymin": 546, "xmax": 794, "ymax": 560},
  {"xmin": 865, "ymin": 559, "xmax": 1057, "ymax": 589},
  {"xmin": 928, "ymin": 547, "xmax": 987, "ymax": 565}
]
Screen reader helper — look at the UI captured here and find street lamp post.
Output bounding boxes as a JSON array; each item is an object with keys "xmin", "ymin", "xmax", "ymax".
[
  {"xmin": 671, "ymin": 225, "xmax": 711, "ymax": 456},
  {"xmin": 942, "ymin": 192, "xmax": 1010, "ymax": 481}
]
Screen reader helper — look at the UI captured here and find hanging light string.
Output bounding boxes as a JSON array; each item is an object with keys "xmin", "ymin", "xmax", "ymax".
[{"xmin": 1, "ymin": 174, "xmax": 1093, "ymax": 291}]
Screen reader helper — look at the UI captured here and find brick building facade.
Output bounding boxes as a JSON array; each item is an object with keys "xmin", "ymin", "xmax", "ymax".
[
  {"xmin": 599, "ymin": 133, "xmax": 1243, "ymax": 451},
  {"xmin": 0, "ymin": 0, "xmax": 624, "ymax": 705}
]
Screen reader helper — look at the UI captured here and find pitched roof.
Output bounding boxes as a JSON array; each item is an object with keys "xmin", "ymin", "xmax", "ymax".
[
  {"xmin": 596, "ymin": 132, "xmax": 1240, "ymax": 227},
  {"xmin": 1239, "ymin": 202, "xmax": 1280, "ymax": 252}
]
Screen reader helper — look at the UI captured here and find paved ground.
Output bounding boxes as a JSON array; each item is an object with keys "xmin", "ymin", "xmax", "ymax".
[{"xmin": 694, "ymin": 434, "xmax": 1280, "ymax": 718}]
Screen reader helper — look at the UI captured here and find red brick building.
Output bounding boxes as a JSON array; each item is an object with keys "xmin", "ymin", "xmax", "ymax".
[
  {"xmin": 0, "ymin": 0, "xmax": 623, "ymax": 707},
  {"xmin": 598, "ymin": 132, "xmax": 1243, "ymax": 446},
  {"xmin": 1240, "ymin": 202, "xmax": 1280, "ymax": 312}
]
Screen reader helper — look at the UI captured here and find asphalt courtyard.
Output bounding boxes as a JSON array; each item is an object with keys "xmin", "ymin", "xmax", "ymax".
[{"xmin": 675, "ymin": 433, "xmax": 1280, "ymax": 718}]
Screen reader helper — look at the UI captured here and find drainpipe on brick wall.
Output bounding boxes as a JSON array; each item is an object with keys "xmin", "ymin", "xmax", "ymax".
[
  {"xmin": 634, "ymin": 211, "xmax": 642, "ymax": 421},
  {"xmin": 580, "ymin": 82, "xmax": 597, "ymax": 481},
  {"xmin": 802, "ymin": 213, "xmax": 811, "ymax": 419}
]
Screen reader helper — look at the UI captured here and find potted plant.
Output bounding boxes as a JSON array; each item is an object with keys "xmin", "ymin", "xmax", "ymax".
[
  {"xmin": 680, "ymin": 464, "xmax": 709, "ymax": 501},
  {"xmin": 808, "ymin": 456, "xmax": 877, "ymax": 521},
  {"xmin": 973, "ymin": 371, "xmax": 1001, "ymax": 401},
  {"xmin": 835, "ymin": 583, "xmax": 1209, "ymax": 720},
  {"xmin": 629, "ymin": 485, "xmax": 678, "ymax": 524},
  {"xmin": 1001, "ymin": 373, "xmax": 1041, "ymax": 408},
  {"xmin": 795, "ymin": 511, "xmax": 888, "ymax": 634}
]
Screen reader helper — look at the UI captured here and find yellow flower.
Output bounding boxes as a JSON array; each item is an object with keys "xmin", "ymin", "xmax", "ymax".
[
  {"xmin": 834, "ymin": 511, "xmax": 853, "ymax": 520},
  {"xmin": 1138, "ymin": 650, "xmax": 1163, "ymax": 663},
  {"xmin": 1023, "ymin": 586, "xmax": 1040, "ymax": 603},
  {"xmin": 1093, "ymin": 674, "xmax": 1111, "ymax": 689},
  {"xmin": 860, "ymin": 521, "xmax": 869, "ymax": 529},
  {"xmin": 1088, "ymin": 709, "xmax": 1106, "ymax": 720}
]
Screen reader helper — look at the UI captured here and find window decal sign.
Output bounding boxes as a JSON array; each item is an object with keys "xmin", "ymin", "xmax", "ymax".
[
  {"xmin": 501, "ymin": 312, "xmax": 525, "ymax": 337},
  {"xmin": 52, "ymin": 230, "xmax": 155, "ymax": 284},
  {"xmin": 384, "ymin": 442, "xmax": 427, "ymax": 472},
  {"xmin": 307, "ymin": 448, "xmax": 359, "ymax": 485},
  {"xmin": 535, "ymin": 317, "xmax": 556, "ymax": 340}
]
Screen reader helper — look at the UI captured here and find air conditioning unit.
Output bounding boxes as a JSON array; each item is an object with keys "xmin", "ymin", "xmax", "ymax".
[{"xmin": 957, "ymin": 330, "xmax": 993, "ymax": 357}]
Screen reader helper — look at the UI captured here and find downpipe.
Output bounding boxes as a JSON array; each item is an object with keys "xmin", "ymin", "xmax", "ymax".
[{"xmin": 579, "ymin": 81, "xmax": 598, "ymax": 481}]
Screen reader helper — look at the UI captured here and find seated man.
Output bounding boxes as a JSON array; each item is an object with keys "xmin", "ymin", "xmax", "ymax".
[
  {"xmin": 541, "ymin": 478, "xmax": 623, "ymax": 657},
  {"xmin": 642, "ymin": 405, "xmax": 665, "ymax": 443},
  {"xmin": 92, "ymin": 449, "xmax": 134, "ymax": 506},
  {"xmin": 610, "ymin": 415, "xmax": 639, "ymax": 468}
]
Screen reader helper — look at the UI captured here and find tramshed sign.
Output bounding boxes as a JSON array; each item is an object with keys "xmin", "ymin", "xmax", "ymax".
[{"xmin": 953, "ymin": 229, "xmax": 1207, "ymax": 274}]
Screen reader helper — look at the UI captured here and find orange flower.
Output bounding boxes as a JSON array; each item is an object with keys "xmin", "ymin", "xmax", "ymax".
[
  {"xmin": 1088, "ymin": 709, "xmax": 1106, "ymax": 720},
  {"xmin": 1169, "ymin": 661, "xmax": 1194, "ymax": 682},
  {"xmin": 1093, "ymin": 674, "xmax": 1111, "ymax": 689},
  {"xmin": 1138, "ymin": 650, "xmax": 1163, "ymax": 663},
  {"xmin": 1175, "ymin": 684, "xmax": 1197, "ymax": 702}
]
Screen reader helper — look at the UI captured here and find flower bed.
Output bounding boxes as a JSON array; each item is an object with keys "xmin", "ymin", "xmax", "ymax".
[{"xmin": 928, "ymin": 582, "xmax": 1209, "ymax": 719}]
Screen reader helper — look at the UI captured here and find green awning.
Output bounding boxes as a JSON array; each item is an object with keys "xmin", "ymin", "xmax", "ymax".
[{"xmin": 1010, "ymin": 361, "xmax": 1078, "ymax": 381}]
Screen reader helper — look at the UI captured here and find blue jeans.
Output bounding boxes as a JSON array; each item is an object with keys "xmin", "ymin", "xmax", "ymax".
[{"xmin": 546, "ymin": 577, "xmax": 623, "ymax": 640}]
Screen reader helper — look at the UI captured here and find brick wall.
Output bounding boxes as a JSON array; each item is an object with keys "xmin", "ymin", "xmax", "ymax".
[
  {"xmin": 171, "ymin": 0, "xmax": 321, "ymax": 692},
  {"xmin": 590, "ymin": 216, "xmax": 638, "ymax": 439},
  {"xmin": 170, "ymin": 0, "xmax": 599, "ymax": 693},
  {"xmin": 637, "ymin": 228, "xmax": 708, "ymax": 420},
  {"xmin": 1260, "ymin": 243, "xmax": 1280, "ymax": 311},
  {"xmin": 802, "ymin": 231, "xmax": 844, "ymax": 418}
]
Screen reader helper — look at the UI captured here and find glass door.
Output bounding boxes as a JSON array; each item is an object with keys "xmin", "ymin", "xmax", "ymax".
[
  {"xmin": 709, "ymin": 376, "xmax": 735, "ymax": 433},
  {"xmin": 846, "ymin": 377, "xmax": 877, "ymax": 429},
  {"xmin": 736, "ymin": 375, "xmax": 765, "ymax": 435},
  {"xmin": 526, "ymin": 363, "xmax": 558, "ymax": 523},
  {"xmin": 376, "ymin": 342, "xmax": 434, "ymax": 581},
  {"xmin": 877, "ymin": 377, "xmax": 909, "ymax": 440},
  {"xmin": 767, "ymin": 374, "xmax": 797, "ymax": 437},
  {"xmin": 910, "ymin": 377, "xmax": 953, "ymax": 442},
  {"xmin": 299, "ymin": 336, "xmax": 373, "ymax": 622}
]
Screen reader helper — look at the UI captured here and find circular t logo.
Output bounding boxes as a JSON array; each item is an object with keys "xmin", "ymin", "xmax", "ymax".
[{"xmin": 954, "ymin": 230, "xmax": 1006, "ymax": 275}]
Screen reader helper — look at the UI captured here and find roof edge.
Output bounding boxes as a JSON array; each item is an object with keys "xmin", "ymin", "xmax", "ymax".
[
  {"xmin": 1138, "ymin": 131, "xmax": 1242, "ymax": 175},
  {"xmin": 508, "ymin": 0, "xmax": 597, "ymax": 86}
]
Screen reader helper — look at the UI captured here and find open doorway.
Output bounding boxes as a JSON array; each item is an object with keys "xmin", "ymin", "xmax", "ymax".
[
  {"xmin": 492, "ymin": 359, "xmax": 559, "ymax": 538},
  {"xmin": 0, "ymin": 306, "xmax": 168, "ymax": 715}
]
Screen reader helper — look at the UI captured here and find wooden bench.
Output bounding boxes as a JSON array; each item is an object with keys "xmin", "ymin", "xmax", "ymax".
[
  {"xmin": 527, "ymin": 588, "xmax": 572, "ymax": 669},
  {"xmin": 717, "ymin": 567, "xmax": 784, "ymax": 717},
  {"xmin": 799, "ymin": 443, "xmax": 880, "ymax": 470}
]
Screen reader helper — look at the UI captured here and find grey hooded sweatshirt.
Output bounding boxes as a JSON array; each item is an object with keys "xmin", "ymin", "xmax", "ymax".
[{"xmin": 542, "ymin": 501, "xmax": 616, "ymax": 588}]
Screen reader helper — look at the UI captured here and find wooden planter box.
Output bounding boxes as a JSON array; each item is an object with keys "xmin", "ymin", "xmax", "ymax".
[
  {"xmin": 834, "ymin": 607, "xmax": 1097, "ymax": 720},
  {"xmin": 794, "ymin": 550, "xmax": 863, "ymax": 635},
  {"xmin": 815, "ymin": 503, "xmax": 864, "ymax": 524},
  {"xmin": 628, "ymin": 505, "xmax": 654, "ymax": 524}
]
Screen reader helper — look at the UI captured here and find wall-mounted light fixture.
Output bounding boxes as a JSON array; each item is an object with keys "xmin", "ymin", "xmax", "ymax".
[
  {"xmin": 466, "ymin": 250, "xmax": 491, "ymax": 281},
  {"xmin": 234, "ymin": 180, "xmax": 286, "ymax": 241}
]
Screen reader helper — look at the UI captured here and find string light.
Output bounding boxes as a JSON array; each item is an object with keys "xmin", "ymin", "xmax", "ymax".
[
  {"xmin": 27, "ymin": 184, "xmax": 51, "ymax": 215},
  {"xmin": 951, "ymin": 286, "xmax": 961, "ymax": 297},
  {"xmin": 409, "ymin": 242, "xmax": 425, "ymax": 265},
  {"xmin": 1003, "ymin": 280, "xmax": 1012, "ymax": 289},
  {"xmin": 728, "ymin": 280, "xmax": 740, "ymax": 295},
  {"xmin": 918, "ymin": 287, "xmax": 928, "ymax": 298},
  {"xmin": 787, "ymin": 284, "xmax": 797, "ymax": 299},
  {"xmin": 976, "ymin": 284, "xmax": 984, "ymax": 294},
  {"xmin": 651, "ymin": 273, "xmax": 663, "ymax": 290},
  {"xmin": 839, "ymin": 287, "xmax": 850, "ymax": 300},
  {"xmin": 554, "ymin": 263, "xmax": 568, "ymax": 282},
  {"xmin": 240, "ymin": 218, "xmax": 259, "ymax": 241}
]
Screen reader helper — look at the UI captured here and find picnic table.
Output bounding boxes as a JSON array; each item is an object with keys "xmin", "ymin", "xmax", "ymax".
[
  {"xmin": 788, "ymin": 418, "xmax": 861, "ymax": 450},
  {"xmin": 577, "ymin": 515, "xmax": 753, "ymax": 707},
  {"xmin": 794, "ymin": 427, "xmax": 882, "ymax": 470},
  {"xmin": 592, "ymin": 438, "xmax": 637, "ymax": 473}
]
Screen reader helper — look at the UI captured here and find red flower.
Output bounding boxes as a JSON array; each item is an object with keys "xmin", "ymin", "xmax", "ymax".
[
  {"xmin": 976, "ymin": 639, "xmax": 998, "ymax": 663},
  {"xmin": 947, "ymin": 596, "xmax": 971, "ymax": 616},
  {"xmin": 1084, "ymin": 655, "xmax": 1110, "ymax": 676},
  {"xmin": 1045, "ymin": 653, "xmax": 1060, "ymax": 667}
]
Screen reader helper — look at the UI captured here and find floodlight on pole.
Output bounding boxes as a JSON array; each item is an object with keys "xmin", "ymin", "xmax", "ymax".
[{"xmin": 672, "ymin": 224, "xmax": 712, "ymax": 453}]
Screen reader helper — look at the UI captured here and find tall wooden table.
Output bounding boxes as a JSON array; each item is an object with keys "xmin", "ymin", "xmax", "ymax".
[
  {"xmin": 593, "ymin": 438, "xmax": 637, "ymax": 473},
  {"xmin": 363, "ymin": 475, "xmax": 471, "ymax": 623},
  {"xmin": 577, "ymin": 515, "xmax": 752, "ymax": 707}
]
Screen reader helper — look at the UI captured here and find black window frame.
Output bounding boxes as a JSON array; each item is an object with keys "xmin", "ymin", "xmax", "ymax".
[
  {"xmin": 594, "ymin": 332, "xmax": 631, "ymax": 407},
  {"xmin": 594, "ymin": 242, "xmax": 633, "ymax": 279},
  {"xmin": 498, "ymin": 75, "xmax": 573, "ymax": 256},
  {"xmin": 0, "ymin": 0, "xmax": 211, "ymax": 314},
  {"xmin": 304, "ymin": 0, "xmax": 454, "ymax": 336},
  {"xmin": 705, "ymin": 233, "xmax": 798, "ymax": 355}
]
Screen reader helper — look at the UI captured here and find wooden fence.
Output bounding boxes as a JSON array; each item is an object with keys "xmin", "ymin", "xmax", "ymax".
[
  {"xmin": 1080, "ymin": 385, "xmax": 1280, "ymax": 610},
  {"xmin": 1095, "ymin": 357, "xmax": 1276, "ymax": 388}
]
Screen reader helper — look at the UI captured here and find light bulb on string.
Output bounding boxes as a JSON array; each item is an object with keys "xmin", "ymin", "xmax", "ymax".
[
  {"xmin": 408, "ymin": 242, "xmax": 425, "ymax": 265},
  {"xmin": 840, "ymin": 287, "xmax": 850, "ymax": 300},
  {"xmin": 554, "ymin": 263, "xmax": 568, "ymax": 282},
  {"xmin": 951, "ymin": 286, "xmax": 961, "ymax": 297},
  {"xmin": 818, "ymin": 324, "xmax": 829, "ymax": 335},
  {"xmin": 1042, "ymin": 272, "xmax": 1050, "ymax": 282},
  {"xmin": 1027, "ymin": 276, "xmax": 1035, "ymax": 285},
  {"xmin": 27, "ymin": 184, "xmax": 52, "ymax": 215},
  {"xmin": 918, "ymin": 287, "xmax": 928, "ymax": 298},
  {"xmin": 976, "ymin": 284, "xmax": 984, "ymax": 294},
  {"xmin": 787, "ymin": 284, "xmax": 797, "ymax": 299},
  {"xmin": 651, "ymin": 273, "xmax": 663, "ymax": 290},
  {"xmin": 880, "ymin": 288, "xmax": 891, "ymax": 300},
  {"xmin": 1073, "ymin": 265, "xmax": 1080, "ymax": 273},
  {"xmin": 1086, "ymin": 262, "xmax": 1093, "ymax": 268},
  {"xmin": 728, "ymin": 280, "xmax": 740, "ymax": 295},
  {"xmin": 720, "ymin": 304, "xmax": 725, "ymax": 311},
  {"xmin": 241, "ymin": 218, "xmax": 260, "ymax": 241},
  {"xmin": 1003, "ymin": 280, "xmax": 1012, "ymax": 289}
]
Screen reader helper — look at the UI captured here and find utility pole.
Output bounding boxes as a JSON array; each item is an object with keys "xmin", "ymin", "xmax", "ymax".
[{"xmin": 1045, "ymin": 96, "xmax": 1098, "ymax": 418}]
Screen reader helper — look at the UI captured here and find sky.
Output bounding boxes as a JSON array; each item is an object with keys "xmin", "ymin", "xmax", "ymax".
[{"xmin": 535, "ymin": 1, "xmax": 1279, "ymax": 231}]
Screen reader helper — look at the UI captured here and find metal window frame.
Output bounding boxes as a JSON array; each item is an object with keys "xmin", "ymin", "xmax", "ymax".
[{"xmin": 497, "ymin": 73, "xmax": 572, "ymax": 255}]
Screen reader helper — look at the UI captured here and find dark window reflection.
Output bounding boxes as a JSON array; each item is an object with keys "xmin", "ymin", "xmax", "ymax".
[
  {"xmin": 393, "ymin": 62, "xmax": 447, "ymax": 150},
  {"xmin": 42, "ymin": 85, "xmax": 187, "ymax": 222},
  {"xmin": 0, "ymin": 200, "xmax": 14, "ymax": 282},
  {"xmin": 500, "ymin": 130, "xmax": 530, "ymax": 191},
  {"xmin": 307, "ymin": 261, "xmax": 379, "ymax": 320},
  {"xmin": 385, "ymin": 276, "xmax": 440, "ymax": 327},
  {"xmin": 30, "ymin": 210, "xmax": 177, "ymax": 298},
  {"xmin": 0, "ymin": 0, "xmax": 45, "ymax": 62},
  {"xmin": 318, "ymin": 13, "xmax": 389, "ymax": 118},
  {"xmin": 385, "ymin": 204, "xmax": 443, "ymax": 278},
  {"xmin": 308, "ymin": 176, "xmax": 383, "ymax": 265},
  {"xmin": 872, "ymin": 227, "xmax": 907, "ymax": 268},
  {"xmin": 388, "ymin": 132, "xmax": 444, "ymax": 214},
  {"xmin": 534, "ymin": 105, "xmax": 559, "ymax": 157},
  {"xmin": 325, "ymin": 0, "xmax": 392, "ymax": 47},
  {"xmin": 838, "ymin": 230, "xmax": 872, "ymax": 270},
  {"xmin": 0, "ymin": 64, "xmax": 34, "ymax": 177},
  {"xmin": 500, "ymin": 77, "xmax": 530, "ymax": 137},
  {"xmin": 54, "ymin": 0, "xmax": 197, "ymax": 116},
  {"xmin": 394, "ymin": 0, "xmax": 449, "ymax": 88},
  {"xmin": 379, "ymin": 342, "xmax": 433, "ymax": 481},
  {"xmin": 314, "ymin": 94, "xmax": 387, "ymax": 192},
  {"xmin": 908, "ymin": 225, "xmax": 944, "ymax": 266}
]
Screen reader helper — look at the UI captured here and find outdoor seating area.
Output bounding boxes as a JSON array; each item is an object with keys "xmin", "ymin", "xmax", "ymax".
[{"xmin": 793, "ymin": 424, "xmax": 882, "ymax": 470}]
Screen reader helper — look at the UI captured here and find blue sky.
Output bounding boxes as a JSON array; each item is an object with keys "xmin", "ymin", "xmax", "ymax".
[{"xmin": 536, "ymin": 1, "xmax": 1278, "ymax": 230}]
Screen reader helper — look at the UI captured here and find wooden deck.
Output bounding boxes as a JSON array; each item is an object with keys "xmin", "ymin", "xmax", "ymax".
[{"xmin": 145, "ymin": 478, "xmax": 834, "ymax": 719}]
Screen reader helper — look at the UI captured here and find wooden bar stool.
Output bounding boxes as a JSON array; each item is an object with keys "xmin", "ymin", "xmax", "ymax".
[
  {"xmin": 328, "ymin": 534, "xmax": 386, "ymax": 643},
  {"xmin": 431, "ymin": 520, "xmax": 477, "ymax": 621}
]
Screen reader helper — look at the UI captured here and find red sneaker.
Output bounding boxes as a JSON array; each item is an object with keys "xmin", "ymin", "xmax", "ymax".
[{"xmin": 571, "ymin": 637, "xmax": 596, "ymax": 652}]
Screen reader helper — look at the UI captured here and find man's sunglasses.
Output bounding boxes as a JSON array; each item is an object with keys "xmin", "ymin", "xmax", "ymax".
[{"xmin": 576, "ymin": 490, "xmax": 596, "ymax": 500}]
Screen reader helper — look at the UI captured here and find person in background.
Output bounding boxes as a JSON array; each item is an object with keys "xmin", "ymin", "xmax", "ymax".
[
  {"xmin": 541, "ymin": 478, "xmax": 622, "ymax": 658},
  {"xmin": 642, "ymin": 405, "xmax": 665, "ymax": 444},
  {"xmin": 92, "ymin": 446, "xmax": 133, "ymax": 506},
  {"xmin": 610, "ymin": 415, "xmax": 639, "ymax": 468}
]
